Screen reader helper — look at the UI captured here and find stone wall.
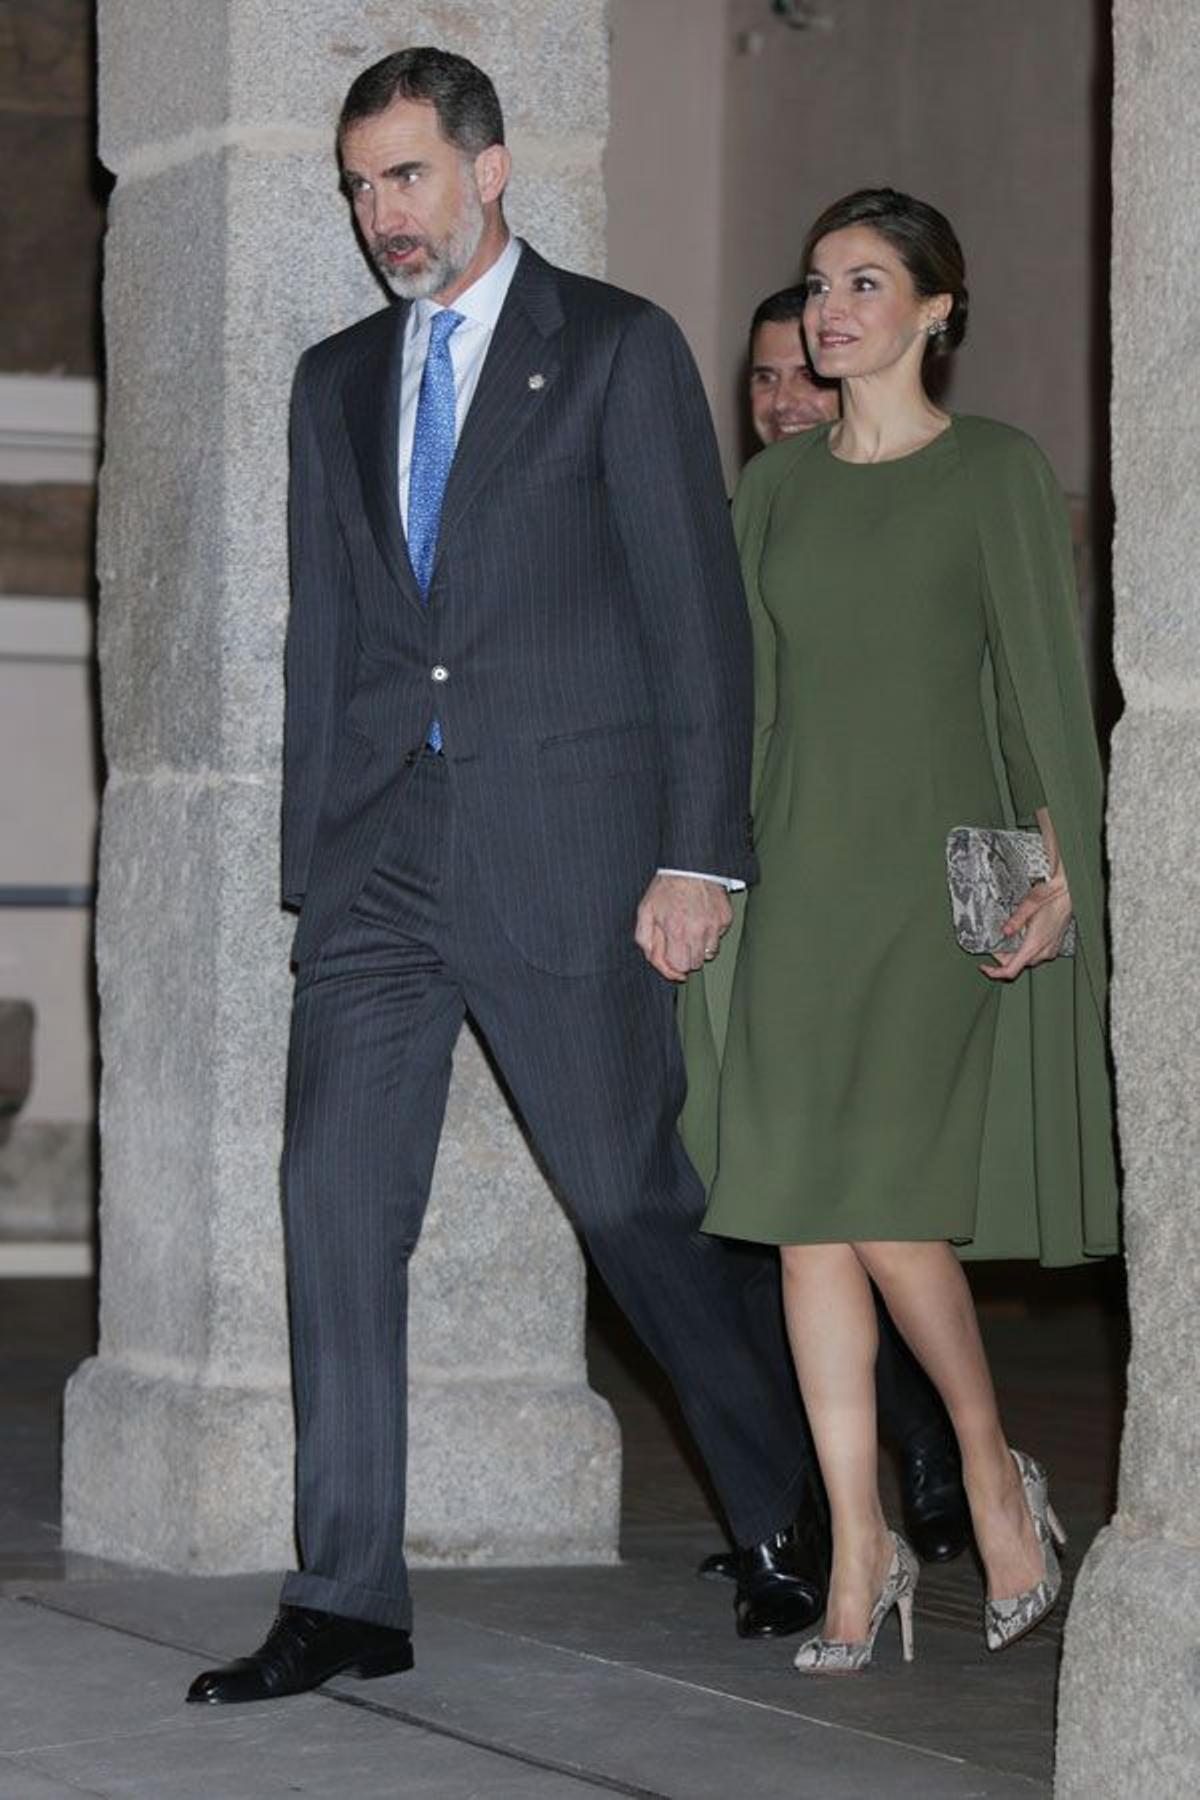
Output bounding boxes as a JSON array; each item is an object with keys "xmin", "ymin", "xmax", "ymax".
[
  {"xmin": 1055, "ymin": 3, "xmax": 1200, "ymax": 1790},
  {"xmin": 63, "ymin": 0, "xmax": 620, "ymax": 1573}
]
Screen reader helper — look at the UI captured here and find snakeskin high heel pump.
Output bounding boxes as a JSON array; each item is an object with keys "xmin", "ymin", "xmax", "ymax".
[
  {"xmin": 792, "ymin": 1530, "xmax": 919, "ymax": 1674},
  {"xmin": 984, "ymin": 1448, "xmax": 1067, "ymax": 1652}
]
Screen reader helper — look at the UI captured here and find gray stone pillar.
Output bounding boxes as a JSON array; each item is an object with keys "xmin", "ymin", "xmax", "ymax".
[
  {"xmin": 63, "ymin": 0, "xmax": 619, "ymax": 1573},
  {"xmin": 1055, "ymin": 5, "xmax": 1200, "ymax": 1790}
]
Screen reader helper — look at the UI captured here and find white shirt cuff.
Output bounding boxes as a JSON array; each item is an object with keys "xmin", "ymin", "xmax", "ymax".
[{"xmin": 658, "ymin": 868, "xmax": 746, "ymax": 892}]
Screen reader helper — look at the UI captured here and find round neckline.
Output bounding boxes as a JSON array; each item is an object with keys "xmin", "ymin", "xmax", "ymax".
[{"xmin": 822, "ymin": 418, "xmax": 955, "ymax": 467}]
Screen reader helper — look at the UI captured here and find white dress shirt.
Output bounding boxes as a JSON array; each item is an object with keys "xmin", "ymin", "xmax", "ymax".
[
  {"xmin": 397, "ymin": 233, "xmax": 523, "ymax": 532},
  {"xmin": 396, "ymin": 234, "xmax": 741, "ymax": 893}
]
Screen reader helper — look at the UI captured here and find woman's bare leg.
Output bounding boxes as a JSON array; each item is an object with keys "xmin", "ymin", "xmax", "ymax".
[
  {"xmin": 779, "ymin": 1242, "xmax": 894, "ymax": 1640},
  {"xmin": 853, "ymin": 1240, "xmax": 1042, "ymax": 1600}
]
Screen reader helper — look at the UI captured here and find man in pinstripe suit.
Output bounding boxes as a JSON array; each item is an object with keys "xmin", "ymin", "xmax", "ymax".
[{"xmin": 189, "ymin": 48, "xmax": 828, "ymax": 1706}]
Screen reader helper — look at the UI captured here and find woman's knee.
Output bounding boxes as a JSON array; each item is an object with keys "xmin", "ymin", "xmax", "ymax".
[
  {"xmin": 851, "ymin": 1238, "xmax": 954, "ymax": 1286},
  {"xmin": 780, "ymin": 1240, "xmax": 859, "ymax": 1286}
]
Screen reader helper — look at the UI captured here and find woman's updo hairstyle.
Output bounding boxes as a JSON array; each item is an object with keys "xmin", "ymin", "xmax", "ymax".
[{"xmin": 801, "ymin": 188, "xmax": 969, "ymax": 358}]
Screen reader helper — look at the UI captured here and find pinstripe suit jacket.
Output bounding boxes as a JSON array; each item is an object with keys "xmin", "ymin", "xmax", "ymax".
[{"xmin": 283, "ymin": 244, "xmax": 756, "ymax": 974}]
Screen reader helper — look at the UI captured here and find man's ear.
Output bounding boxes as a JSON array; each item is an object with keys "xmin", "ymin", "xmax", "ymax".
[{"xmin": 474, "ymin": 143, "xmax": 512, "ymax": 206}]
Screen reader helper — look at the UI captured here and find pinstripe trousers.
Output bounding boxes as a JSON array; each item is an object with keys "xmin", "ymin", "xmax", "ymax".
[{"xmin": 279, "ymin": 754, "xmax": 818, "ymax": 1631}]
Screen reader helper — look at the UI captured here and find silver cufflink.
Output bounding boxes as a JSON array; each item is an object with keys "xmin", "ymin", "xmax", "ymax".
[{"xmin": 527, "ymin": 372, "xmax": 545, "ymax": 390}]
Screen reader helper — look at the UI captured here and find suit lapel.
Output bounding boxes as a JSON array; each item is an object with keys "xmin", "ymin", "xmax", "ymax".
[
  {"xmin": 435, "ymin": 248, "xmax": 565, "ymax": 552},
  {"xmin": 342, "ymin": 301, "xmax": 425, "ymax": 611}
]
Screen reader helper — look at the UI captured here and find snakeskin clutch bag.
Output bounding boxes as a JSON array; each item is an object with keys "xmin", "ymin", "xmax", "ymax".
[{"xmin": 945, "ymin": 826, "xmax": 1076, "ymax": 958}]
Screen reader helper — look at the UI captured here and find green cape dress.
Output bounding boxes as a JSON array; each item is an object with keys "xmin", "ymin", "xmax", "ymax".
[{"xmin": 678, "ymin": 417, "xmax": 1119, "ymax": 1265}]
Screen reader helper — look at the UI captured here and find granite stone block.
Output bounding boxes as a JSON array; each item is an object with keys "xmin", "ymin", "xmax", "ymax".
[
  {"xmin": 225, "ymin": 0, "xmax": 609, "ymax": 145},
  {"xmin": 1107, "ymin": 712, "xmax": 1200, "ymax": 1182},
  {"xmin": 506, "ymin": 166, "xmax": 606, "ymax": 277},
  {"xmin": 97, "ymin": 164, "xmax": 228, "ymax": 775},
  {"xmin": 407, "ymin": 1377, "xmax": 621, "ymax": 1565},
  {"xmin": 90, "ymin": 774, "xmax": 291, "ymax": 1380},
  {"xmin": 1104, "ymin": 719, "xmax": 1200, "ymax": 1537},
  {"xmin": 254, "ymin": 0, "xmax": 613, "ymax": 142},
  {"xmin": 1056, "ymin": 4, "xmax": 1200, "ymax": 1787},
  {"xmin": 1056, "ymin": 1526, "xmax": 1200, "ymax": 1797},
  {"xmin": 63, "ymin": 1356, "xmax": 295, "ymax": 1570},
  {"xmin": 413, "ymin": 1030, "xmax": 587, "ymax": 1377},
  {"xmin": 1109, "ymin": 2, "xmax": 1200, "ymax": 683},
  {"xmin": 98, "ymin": 0, "xmax": 609, "ymax": 166},
  {"xmin": 96, "ymin": 0, "xmax": 230, "ymax": 170},
  {"xmin": 98, "ymin": 148, "xmax": 380, "ymax": 779}
]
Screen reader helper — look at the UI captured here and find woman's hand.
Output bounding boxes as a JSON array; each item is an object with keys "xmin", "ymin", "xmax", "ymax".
[
  {"xmin": 980, "ymin": 871, "xmax": 1073, "ymax": 981},
  {"xmin": 980, "ymin": 805, "xmax": 1073, "ymax": 982}
]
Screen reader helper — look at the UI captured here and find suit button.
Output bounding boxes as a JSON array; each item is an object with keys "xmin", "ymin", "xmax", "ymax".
[{"xmin": 431, "ymin": 665, "xmax": 449, "ymax": 683}]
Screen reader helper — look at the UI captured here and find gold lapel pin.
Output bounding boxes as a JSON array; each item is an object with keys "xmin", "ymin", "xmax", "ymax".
[{"xmin": 527, "ymin": 372, "xmax": 546, "ymax": 390}]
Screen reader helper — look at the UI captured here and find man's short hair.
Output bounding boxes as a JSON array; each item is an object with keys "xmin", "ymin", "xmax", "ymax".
[
  {"xmin": 749, "ymin": 285, "xmax": 808, "ymax": 352},
  {"xmin": 338, "ymin": 47, "xmax": 505, "ymax": 156}
]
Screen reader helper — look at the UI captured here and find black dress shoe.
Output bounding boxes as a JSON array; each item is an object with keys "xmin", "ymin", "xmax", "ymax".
[
  {"xmin": 901, "ymin": 1424, "xmax": 971, "ymax": 1563},
  {"xmin": 186, "ymin": 1605, "xmax": 414, "ymax": 1704},
  {"xmin": 733, "ymin": 1515, "xmax": 830, "ymax": 1639}
]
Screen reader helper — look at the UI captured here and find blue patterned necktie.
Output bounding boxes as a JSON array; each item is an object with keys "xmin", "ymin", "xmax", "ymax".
[{"xmin": 407, "ymin": 306, "xmax": 463, "ymax": 752}]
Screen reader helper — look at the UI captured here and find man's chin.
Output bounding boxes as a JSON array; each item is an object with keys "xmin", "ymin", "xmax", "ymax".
[{"xmin": 379, "ymin": 262, "xmax": 440, "ymax": 301}]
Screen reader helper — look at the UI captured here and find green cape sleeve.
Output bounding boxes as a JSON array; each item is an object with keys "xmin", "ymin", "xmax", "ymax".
[{"xmin": 955, "ymin": 417, "xmax": 1119, "ymax": 1261}]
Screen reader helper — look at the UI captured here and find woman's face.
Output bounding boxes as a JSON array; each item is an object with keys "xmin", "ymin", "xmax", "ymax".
[{"xmin": 802, "ymin": 224, "xmax": 948, "ymax": 383}]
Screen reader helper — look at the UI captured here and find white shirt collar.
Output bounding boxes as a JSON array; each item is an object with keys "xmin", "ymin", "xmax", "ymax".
[{"xmin": 414, "ymin": 234, "xmax": 523, "ymax": 334}]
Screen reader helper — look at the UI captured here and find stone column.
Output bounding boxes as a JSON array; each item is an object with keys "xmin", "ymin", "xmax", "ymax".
[
  {"xmin": 1055, "ymin": 5, "xmax": 1200, "ymax": 1790},
  {"xmin": 62, "ymin": 0, "xmax": 619, "ymax": 1573}
]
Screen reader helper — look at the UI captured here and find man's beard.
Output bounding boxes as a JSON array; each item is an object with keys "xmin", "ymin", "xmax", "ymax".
[{"xmin": 373, "ymin": 185, "xmax": 486, "ymax": 301}]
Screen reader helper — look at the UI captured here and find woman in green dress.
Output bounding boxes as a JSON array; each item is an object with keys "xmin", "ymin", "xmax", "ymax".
[{"xmin": 680, "ymin": 189, "xmax": 1118, "ymax": 1672}]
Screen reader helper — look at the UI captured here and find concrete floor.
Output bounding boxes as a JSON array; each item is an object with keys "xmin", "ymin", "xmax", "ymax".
[{"xmin": 0, "ymin": 1267, "xmax": 1127, "ymax": 1798}]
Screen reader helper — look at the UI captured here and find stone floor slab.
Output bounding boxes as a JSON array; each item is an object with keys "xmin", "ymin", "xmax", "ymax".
[
  {"xmin": 0, "ymin": 1600, "xmax": 607, "ymax": 1799},
  {"xmin": 9, "ymin": 1578, "xmax": 1046, "ymax": 1797},
  {"xmin": 414, "ymin": 1559, "xmax": 1060, "ymax": 1783},
  {"xmin": 0, "ymin": 1273, "xmax": 1127, "ymax": 1798},
  {"xmin": 0, "ymin": 1761, "xmax": 89, "ymax": 1800}
]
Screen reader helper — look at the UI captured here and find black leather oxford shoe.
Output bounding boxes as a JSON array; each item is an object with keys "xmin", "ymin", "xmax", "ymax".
[
  {"xmin": 186, "ymin": 1605, "xmax": 413, "ymax": 1704},
  {"xmin": 733, "ymin": 1515, "xmax": 830, "ymax": 1638},
  {"xmin": 901, "ymin": 1423, "xmax": 971, "ymax": 1563}
]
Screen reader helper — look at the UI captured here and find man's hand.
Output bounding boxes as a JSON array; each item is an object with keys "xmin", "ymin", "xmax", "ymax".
[{"xmin": 635, "ymin": 875, "xmax": 733, "ymax": 982}]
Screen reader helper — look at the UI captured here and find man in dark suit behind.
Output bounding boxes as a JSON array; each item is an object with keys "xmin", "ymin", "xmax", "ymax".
[{"xmin": 188, "ymin": 47, "xmax": 828, "ymax": 1706}]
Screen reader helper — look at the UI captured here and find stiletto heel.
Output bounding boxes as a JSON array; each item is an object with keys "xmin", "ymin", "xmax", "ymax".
[
  {"xmin": 897, "ymin": 1588, "xmax": 915, "ymax": 1663},
  {"xmin": 793, "ymin": 1531, "xmax": 919, "ymax": 1675},
  {"xmin": 984, "ymin": 1448, "xmax": 1064, "ymax": 1652}
]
